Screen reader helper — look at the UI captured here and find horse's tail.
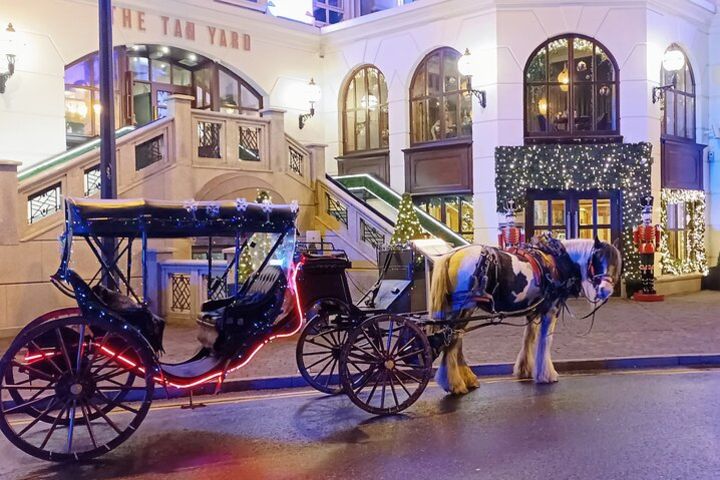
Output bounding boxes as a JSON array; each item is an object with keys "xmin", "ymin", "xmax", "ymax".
[{"xmin": 430, "ymin": 252, "xmax": 452, "ymax": 320}]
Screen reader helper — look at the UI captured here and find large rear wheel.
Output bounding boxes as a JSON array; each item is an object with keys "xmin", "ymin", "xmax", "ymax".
[
  {"xmin": 0, "ymin": 316, "xmax": 155, "ymax": 461},
  {"xmin": 339, "ymin": 314, "xmax": 432, "ymax": 415}
]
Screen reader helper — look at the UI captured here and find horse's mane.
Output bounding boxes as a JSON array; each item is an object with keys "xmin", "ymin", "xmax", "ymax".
[{"xmin": 561, "ymin": 238, "xmax": 595, "ymax": 281}]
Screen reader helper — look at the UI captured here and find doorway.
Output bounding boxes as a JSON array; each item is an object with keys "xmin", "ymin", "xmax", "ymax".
[{"xmin": 526, "ymin": 190, "xmax": 622, "ymax": 245}]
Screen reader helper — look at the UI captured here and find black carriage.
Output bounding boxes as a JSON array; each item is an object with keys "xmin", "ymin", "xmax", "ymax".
[{"xmin": 0, "ymin": 197, "xmax": 301, "ymax": 461}]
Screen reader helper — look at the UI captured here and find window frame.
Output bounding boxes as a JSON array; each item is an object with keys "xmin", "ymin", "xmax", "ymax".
[
  {"xmin": 665, "ymin": 201, "xmax": 689, "ymax": 263},
  {"xmin": 314, "ymin": 0, "xmax": 345, "ymax": 26},
  {"xmin": 661, "ymin": 44, "xmax": 696, "ymax": 142},
  {"xmin": 341, "ymin": 64, "xmax": 389, "ymax": 155},
  {"xmin": 408, "ymin": 47, "xmax": 473, "ymax": 146},
  {"xmin": 413, "ymin": 194, "xmax": 474, "ymax": 241},
  {"xmin": 523, "ymin": 34, "xmax": 621, "ymax": 144}
]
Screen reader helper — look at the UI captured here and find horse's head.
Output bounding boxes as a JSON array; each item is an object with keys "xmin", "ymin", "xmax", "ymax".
[{"xmin": 582, "ymin": 237, "xmax": 622, "ymax": 302}]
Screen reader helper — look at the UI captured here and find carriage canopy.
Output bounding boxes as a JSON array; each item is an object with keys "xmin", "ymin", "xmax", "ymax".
[{"xmin": 64, "ymin": 197, "xmax": 298, "ymax": 238}]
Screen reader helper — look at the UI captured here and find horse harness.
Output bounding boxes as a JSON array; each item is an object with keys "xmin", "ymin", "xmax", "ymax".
[{"xmin": 468, "ymin": 238, "xmax": 583, "ymax": 317}]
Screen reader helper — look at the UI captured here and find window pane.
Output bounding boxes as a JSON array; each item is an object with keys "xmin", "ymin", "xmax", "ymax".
[
  {"xmin": 527, "ymin": 85, "xmax": 548, "ymax": 133},
  {"xmin": 667, "ymin": 204, "xmax": 677, "ymax": 229},
  {"xmin": 428, "ymin": 97, "xmax": 441, "ymax": 140},
  {"xmin": 356, "ymin": 107, "xmax": 367, "ymax": 149},
  {"xmin": 172, "ymin": 65, "xmax": 191, "ymax": 86},
  {"xmin": 132, "ymin": 82, "xmax": 152, "ymax": 126},
  {"xmin": 596, "ymin": 84, "xmax": 615, "ymax": 131},
  {"xmin": 534, "ymin": 200, "xmax": 549, "ymax": 226},
  {"xmin": 411, "ymin": 100, "xmax": 427, "ymax": 143},
  {"xmin": 445, "ymin": 94, "xmax": 458, "ymax": 138},
  {"xmin": 443, "ymin": 52, "xmax": 460, "ymax": 92},
  {"xmin": 240, "ymin": 85, "xmax": 261, "ymax": 110},
  {"xmin": 65, "ymin": 87, "xmax": 93, "ymax": 135},
  {"xmin": 65, "ymin": 60, "xmax": 93, "ymax": 87},
  {"xmin": 194, "ymin": 66, "xmax": 213, "ymax": 108},
  {"xmin": 460, "ymin": 92, "xmax": 472, "ymax": 137},
  {"xmin": 573, "ymin": 84, "xmax": 593, "ymax": 132},
  {"xmin": 345, "ymin": 112, "xmax": 356, "ymax": 151},
  {"xmin": 578, "ymin": 199, "xmax": 594, "ymax": 226},
  {"xmin": 219, "ymin": 70, "xmax": 240, "ymax": 113},
  {"xmin": 665, "ymin": 91, "xmax": 675, "ymax": 135},
  {"xmin": 675, "ymin": 65, "xmax": 686, "ymax": 92},
  {"xmin": 329, "ymin": 9, "xmax": 343, "ymax": 23},
  {"xmin": 579, "ymin": 228, "xmax": 593, "ymax": 239},
  {"xmin": 677, "ymin": 202, "xmax": 687, "ymax": 229},
  {"xmin": 427, "ymin": 54, "xmax": 441, "ymax": 97},
  {"xmin": 151, "ymin": 60, "xmax": 171, "ymax": 83},
  {"xmin": 346, "ymin": 77, "xmax": 356, "ymax": 110},
  {"xmin": 551, "ymin": 200, "xmax": 565, "ymax": 226},
  {"xmin": 686, "ymin": 96, "xmax": 695, "ymax": 139},
  {"xmin": 595, "ymin": 46, "xmax": 614, "ymax": 82},
  {"xmin": 597, "ymin": 228, "xmax": 611, "ymax": 242},
  {"xmin": 411, "ymin": 67, "xmax": 426, "ymax": 98},
  {"xmin": 368, "ymin": 101, "xmax": 380, "ymax": 149},
  {"xmin": 573, "ymin": 38, "xmax": 594, "ymax": 82},
  {"xmin": 597, "ymin": 199, "xmax": 611, "ymax": 224},
  {"xmin": 548, "ymin": 38, "xmax": 569, "ymax": 83},
  {"xmin": 676, "ymin": 94, "xmax": 686, "ymax": 137},
  {"xmin": 129, "ymin": 56, "xmax": 149, "ymax": 81},
  {"xmin": 526, "ymin": 48, "xmax": 547, "ymax": 82},
  {"xmin": 548, "ymin": 85, "xmax": 569, "ymax": 132}
]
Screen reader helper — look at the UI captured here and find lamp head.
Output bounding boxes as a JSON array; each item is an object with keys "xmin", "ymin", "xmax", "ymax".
[
  {"xmin": 662, "ymin": 48, "xmax": 685, "ymax": 73},
  {"xmin": 307, "ymin": 78, "xmax": 321, "ymax": 105},
  {"xmin": 457, "ymin": 48, "xmax": 474, "ymax": 77}
]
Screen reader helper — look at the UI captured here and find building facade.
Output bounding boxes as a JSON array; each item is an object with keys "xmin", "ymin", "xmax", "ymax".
[{"xmin": 0, "ymin": 0, "xmax": 718, "ymax": 296}]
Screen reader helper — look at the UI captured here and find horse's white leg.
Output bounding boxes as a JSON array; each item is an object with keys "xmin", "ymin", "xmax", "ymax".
[
  {"xmin": 534, "ymin": 311, "xmax": 559, "ymax": 384},
  {"xmin": 513, "ymin": 315, "xmax": 539, "ymax": 379},
  {"xmin": 435, "ymin": 334, "xmax": 468, "ymax": 395},
  {"xmin": 456, "ymin": 336, "xmax": 479, "ymax": 390}
]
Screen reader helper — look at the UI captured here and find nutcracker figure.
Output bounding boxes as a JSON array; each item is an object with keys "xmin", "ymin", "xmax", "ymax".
[
  {"xmin": 498, "ymin": 201, "xmax": 525, "ymax": 250},
  {"xmin": 632, "ymin": 196, "xmax": 664, "ymax": 301}
]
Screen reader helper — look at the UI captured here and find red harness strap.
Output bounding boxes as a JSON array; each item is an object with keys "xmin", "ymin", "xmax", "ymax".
[{"xmin": 504, "ymin": 246, "xmax": 558, "ymax": 286}]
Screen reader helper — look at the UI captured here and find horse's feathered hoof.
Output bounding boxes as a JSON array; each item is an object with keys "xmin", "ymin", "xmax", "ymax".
[
  {"xmin": 462, "ymin": 367, "xmax": 480, "ymax": 389},
  {"xmin": 513, "ymin": 361, "xmax": 534, "ymax": 379},
  {"xmin": 534, "ymin": 369, "xmax": 559, "ymax": 384}
]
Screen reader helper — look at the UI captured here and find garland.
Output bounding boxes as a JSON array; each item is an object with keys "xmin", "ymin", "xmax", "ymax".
[
  {"xmin": 495, "ymin": 142, "xmax": 653, "ymax": 280},
  {"xmin": 659, "ymin": 189, "xmax": 708, "ymax": 275}
]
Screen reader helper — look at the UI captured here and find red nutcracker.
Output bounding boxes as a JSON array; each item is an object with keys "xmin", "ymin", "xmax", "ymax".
[
  {"xmin": 498, "ymin": 201, "xmax": 525, "ymax": 250},
  {"xmin": 632, "ymin": 196, "xmax": 664, "ymax": 301}
]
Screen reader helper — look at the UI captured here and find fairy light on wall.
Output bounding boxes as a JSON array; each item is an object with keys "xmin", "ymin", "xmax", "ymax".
[
  {"xmin": 659, "ymin": 189, "xmax": 708, "ymax": 275},
  {"xmin": 495, "ymin": 142, "xmax": 653, "ymax": 280}
]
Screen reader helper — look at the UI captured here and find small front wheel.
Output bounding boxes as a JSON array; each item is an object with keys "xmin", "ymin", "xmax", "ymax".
[
  {"xmin": 339, "ymin": 314, "xmax": 432, "ymax": 415},
  {"xmin": 296, "ymin": 300, "xmax": 353, "ymax": 395}
]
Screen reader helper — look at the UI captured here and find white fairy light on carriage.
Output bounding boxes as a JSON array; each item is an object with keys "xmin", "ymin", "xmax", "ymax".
[
  {"xmin": 206, "ymin": 202, "xmax": 220, "ymax": 218},
  {"xmin": 235, "ymin": 198, "xmax": 248, "ymax": 212}
]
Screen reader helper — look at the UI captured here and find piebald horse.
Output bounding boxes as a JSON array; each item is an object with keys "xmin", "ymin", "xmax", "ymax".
[{"xmin": 429, "ymin": 237, "xmax": 621, "ymax": 395}]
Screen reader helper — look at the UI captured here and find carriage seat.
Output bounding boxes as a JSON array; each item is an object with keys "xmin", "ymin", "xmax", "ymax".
[{"xmin": 196, "ymin": 265, "xmax": 287, "ymax": 349}]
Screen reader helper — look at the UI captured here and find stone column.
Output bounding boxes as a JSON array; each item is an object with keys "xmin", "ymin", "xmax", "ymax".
[
  {"xmin": 305, "ymin": 143, "xmax": 327, "ymax": 182},
  {"xmin": 0, "ymin": 160, "xmax": 21, "ymax": 245},
  {"xmin": 260, "ymin": 108, "xmax": 287, "ymax": 173},
  {"xmin": 144, "ymin": 247, "xmax": 176, "ymax": 316},
  {"xmin": 166, "ymin": 94, "xmax": 194, "ymax": 167}
]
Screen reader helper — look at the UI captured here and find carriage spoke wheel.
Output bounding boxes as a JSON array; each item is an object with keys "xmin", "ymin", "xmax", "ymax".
[
  {"xmin": 0, "ymin": 316, "xmax": 155, "ymax": 461},
  {"xmin": 296, "ymin": 303, "xmax": 351, "ymax": 395},
  {"xmin": 340, "ymin": 314, "xmax": 432, "ymax": 415}
]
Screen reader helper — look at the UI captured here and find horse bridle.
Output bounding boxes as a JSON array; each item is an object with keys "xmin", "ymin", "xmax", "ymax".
[{"xmin": 586, "ymin": 245, "xmax": 617, "ymax": 295}]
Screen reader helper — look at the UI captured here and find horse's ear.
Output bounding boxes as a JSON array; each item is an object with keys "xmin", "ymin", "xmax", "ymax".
[
  {"xmin": 612, "ymin": 238, "xmax": 621, "ymax": 249},
  {"xmin": 594, "ymin": 236, "xmax": 602, "ymax": 248}
]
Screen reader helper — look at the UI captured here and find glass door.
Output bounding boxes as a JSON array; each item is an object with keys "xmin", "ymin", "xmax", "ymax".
[{"xmin": 527, "ymin": 190, "xmax": 621, "ymax": 245}]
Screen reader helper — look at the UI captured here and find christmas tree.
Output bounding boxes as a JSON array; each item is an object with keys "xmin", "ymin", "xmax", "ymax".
[
  {"xmin": 391, "ymin": 193, "xmax": 425, "ymax": 245},
  {"xmin": 249, "ymin": 189, "xmax": 275, "ymax": 270},
  {"xmin": 236, "ymin": 247, "xmax": 254, "ymax": 284}
]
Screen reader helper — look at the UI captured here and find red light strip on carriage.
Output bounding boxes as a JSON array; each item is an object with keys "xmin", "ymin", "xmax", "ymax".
[
  {"xmin": 91, "ymin": 261, "xmax": 306, "ymax": 390},
  {"xmin": 23, "ymin": 352, "xmax": 58, "ymax": 363}
]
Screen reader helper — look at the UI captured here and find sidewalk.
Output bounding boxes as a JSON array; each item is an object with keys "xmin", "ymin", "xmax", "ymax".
[{"xmin": 2, "ymin": 291, "xmax": 718, "ymax": 381}]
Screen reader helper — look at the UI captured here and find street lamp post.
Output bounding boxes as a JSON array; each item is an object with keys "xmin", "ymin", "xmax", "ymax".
[{"xmin": 98, "ymin": 0, "xmax": 117, "ymax": 285}]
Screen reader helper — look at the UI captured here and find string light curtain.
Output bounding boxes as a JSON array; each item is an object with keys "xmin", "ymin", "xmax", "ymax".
[
  {"xmin": 495, "ymin": 142, "xmax": 652, "ymax": 279},
  {"xmin": 659, "ymin": 189, "xmax": 708, "ymax": 275}
]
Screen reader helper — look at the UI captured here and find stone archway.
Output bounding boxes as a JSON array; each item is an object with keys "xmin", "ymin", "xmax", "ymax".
[{"xmin": 195, "ymin": 173, "xmax": 287, "ymax": 203}]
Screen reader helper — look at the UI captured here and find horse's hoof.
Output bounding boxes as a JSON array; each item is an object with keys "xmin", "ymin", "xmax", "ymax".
[
  {"xmin": 463, "ymin": 369, "xmax": 480, "ymax": 389},
  {"xmin": 450, "ymin": 385, "xmax": 469, "ymax": 395},
  {"xmin": 513, "ymin": 363, "xmax": 533, "ymax": 379},
  {"xmin": 534, "ymin": 370, "xmax": 559, "ymax": 384}
]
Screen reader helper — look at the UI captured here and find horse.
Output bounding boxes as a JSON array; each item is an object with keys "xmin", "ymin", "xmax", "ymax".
[{"xmin": 429, "ymin": 237, "xmax": 622, "ymax": 395}]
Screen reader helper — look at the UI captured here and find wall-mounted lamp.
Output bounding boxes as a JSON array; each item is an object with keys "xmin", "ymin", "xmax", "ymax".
[
  {"xmin": 299, "ymin": 78, "xmax": 321, "ymax": 129},
  {"xmin": 0, "ymin": 23, "xmax": 17, "ymax": 94},
  {"xmin": 652, "ymin": 48, "xmax": 685, "ymax": 104},
  {"xmin": 457, "ymin": 48, "xmax": 487, "ymax": 108}
]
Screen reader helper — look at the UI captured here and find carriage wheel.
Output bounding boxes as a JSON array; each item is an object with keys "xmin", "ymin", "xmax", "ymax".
[
  {"xmin": 296, "ymin": 300, "xmax": 352, "ymax": 395},
  {"xmin": 339, "ymin": 314, "xmax": 432, "ymax": 415},
  {"xmin": 0, "ymin": 316, "xmax": 155, "ymax": 461}
]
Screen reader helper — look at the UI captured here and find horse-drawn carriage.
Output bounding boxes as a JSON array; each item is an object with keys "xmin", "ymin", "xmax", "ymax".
[{"xmin": 0, "ymin": 197, "xmax": 622, "ymax": 462}]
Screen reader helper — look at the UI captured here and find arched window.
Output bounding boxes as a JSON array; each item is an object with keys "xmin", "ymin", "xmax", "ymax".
[
  {"xmin": 661, "ymin": 44, "xmax": 695, "ymax": 140},
  {"xmin": 524, "ymin": 35, "xmax": 619, "ymax": 142},
  {"xmin": 342, "ymin": 65, "xmax": 389, "ymax": 153},
  {"xmin": 410, "ymin": 48, "xmax": 472, "ymax": 144}
]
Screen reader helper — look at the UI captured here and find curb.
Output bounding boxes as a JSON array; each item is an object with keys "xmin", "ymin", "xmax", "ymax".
[
  {"xmin": 4, "ymin": 354, "xmax": 720, "ymax": 409},
  {"xmin": 162, "ymin": 353, "xmax": 720, "ymax": 400}
]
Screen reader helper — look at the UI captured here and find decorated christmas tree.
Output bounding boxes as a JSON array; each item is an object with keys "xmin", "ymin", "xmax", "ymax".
[
  {"xmin": 236, "ymin": 246, "xmax": 254, "ymax": 284},
  {"xmin": 249, "ymin": 189, "xmax": 275, "ymax": 270},
  {"xmin": 390, "ymin": 193, "xmax": 425, "ymax": 245}
]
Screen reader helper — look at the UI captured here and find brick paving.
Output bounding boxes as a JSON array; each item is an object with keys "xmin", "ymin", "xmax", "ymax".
[{"xmin": 2, "ymin": 291, "xmax": 718, "ymax": 381}]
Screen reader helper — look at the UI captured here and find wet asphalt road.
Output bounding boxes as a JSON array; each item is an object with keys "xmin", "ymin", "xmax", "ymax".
[{"xmin": 1, "ymin": 368, "xmax": 719, "ymax": 480}]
